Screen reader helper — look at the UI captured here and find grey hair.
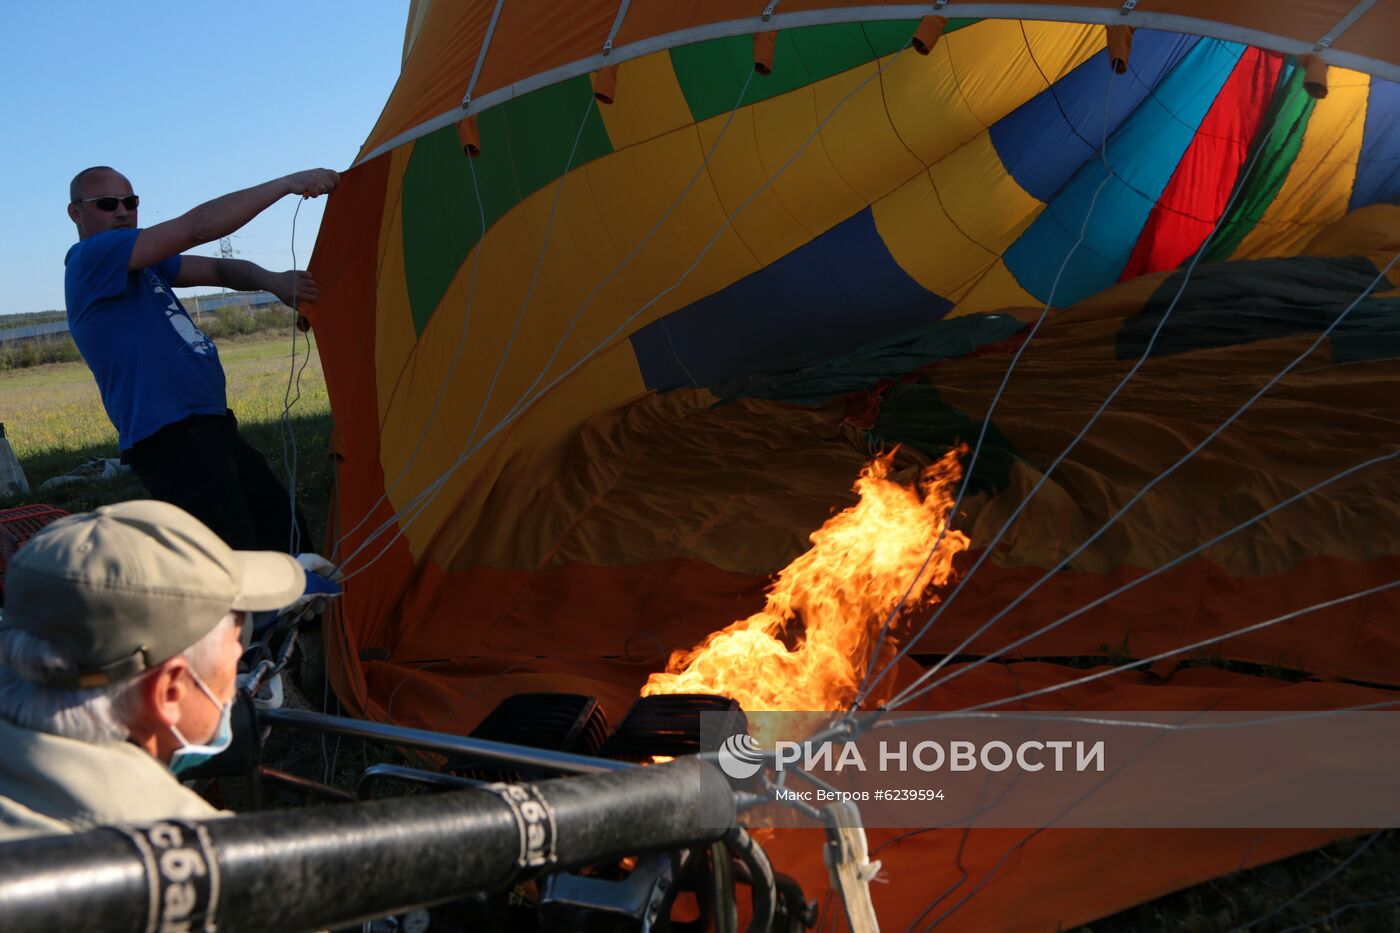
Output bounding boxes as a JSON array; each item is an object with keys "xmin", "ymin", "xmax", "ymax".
[
  {"xmin": 69, "ymin": 165, "xmax": 122, "ymax": 203},
  {"xmin": 0, "ymin": 614, "xmax": 238, "ymax": 743}
]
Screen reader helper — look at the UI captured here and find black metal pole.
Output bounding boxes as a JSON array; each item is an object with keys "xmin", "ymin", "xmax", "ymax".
[
  {"xmin": 262, "ymin": 706, "xmax": 633, "ymax": 774},
  {"xmin": 0, "ymin": 757, "xmax": 734, "ymax": 933}
]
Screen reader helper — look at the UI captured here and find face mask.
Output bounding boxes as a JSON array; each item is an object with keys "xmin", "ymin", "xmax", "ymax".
[{"xmin": 168, "ymin": 667, "xmax": 234, "ymax": 775}]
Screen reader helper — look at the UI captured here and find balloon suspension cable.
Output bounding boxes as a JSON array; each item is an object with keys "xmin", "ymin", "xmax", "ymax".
[
  {"xmin": 857, "ymin": 49, "xmax": 1287, "ymax": 712},
  {"xmin": 851, "ymin": 63, "xmax": 1125, "ymax": 710},
  {"xmin": 330, "ymin": 78, "xmax": 587, "ymax": 559},
  {"xmin": 333, "ymin": 64, "xmax": 757, "ymax": 578},
  {"xmin": 883, "ymin": 244, "xmax": 1400, "ymax": 712},
  {"xmin": 337, "ymin": 48, "xmax": 902, "ymax": 582},
  {"xmin": 338, "ymin": 54, "xmax": 812, "ymax": 577},
  {"xmin": 886, "ymin": 446, "xmax": 1400, "ymax": 714},
  {"xmin": 810, "ymin": 441, "xmax": 1400, "ymax": 738},
  {"xmin": 279, "ymin": 195, "xmax": 312, "ymax": 555}
]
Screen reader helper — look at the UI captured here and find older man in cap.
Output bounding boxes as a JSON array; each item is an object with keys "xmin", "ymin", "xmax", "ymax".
[{"xmin": 0, "ymin": 500, "xmax": 305, "ymax": 840}]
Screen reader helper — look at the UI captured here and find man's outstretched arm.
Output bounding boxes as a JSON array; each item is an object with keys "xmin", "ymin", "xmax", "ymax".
[
  {"xmin": 174, "ymin": 257, "xmax": 318, "ymax": 308},
  {"xmin": 130, "ymin": 168, "xmax": 339, "ymax": 272}
]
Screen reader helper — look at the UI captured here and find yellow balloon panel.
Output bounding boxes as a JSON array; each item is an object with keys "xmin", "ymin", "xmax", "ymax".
[
  {"xmin": 594, "ymin": 50, "xmax": 696, "ymax": 150},
  {"xmin": 805, "ymin": 55, "xmax": 928, "ymax": 205},
  {"xmin": 871, "ymin": 171, "xmax": 999, "ymax": 303},
  {"xmin": 929, "ymin": 132, "xmax": 1045, "ymax": 255},
  {"xmin": 586, "ymin": 125, "xmax": 765, "ymax": 312},
  {"xmin": 373, "ymin": 146, "xmax": 422, "ymax": 433},
  {"xmin": 951, "ymin": 258, "xmax": 1042, "ymax": 317},
  {"xmin": 1234, "ymin": 69, "xmax": 1370, "ymax": 259},
  {"xmin": 750, "ymin": 74, "xmax": 870, "ymax": 240}
]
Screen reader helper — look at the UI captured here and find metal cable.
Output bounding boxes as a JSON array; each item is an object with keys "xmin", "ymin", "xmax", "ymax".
[
  {"xmin": 853, "ymin": 65, "xmax": 1123, "ymax": 708},
  {"xmin": 884, "ymin": 247, "xmax": 1399, "ymax": 711},
  {"xmin": 338, "ymin": 51, "xmax": 905, "ymax": 581}
]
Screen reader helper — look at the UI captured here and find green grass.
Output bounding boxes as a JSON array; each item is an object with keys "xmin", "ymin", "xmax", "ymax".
[
  {"xmin": 1074, "ymin": 832, "xmax": 1400, "ymax": 932},
  {"xmin": 1, "ymin": 331, "xmax": 333, "ymax": 549}
]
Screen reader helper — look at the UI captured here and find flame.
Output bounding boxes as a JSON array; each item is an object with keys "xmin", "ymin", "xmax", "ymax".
[{"xmin": 642, "ymin": 448, "xmax": 970, "ymax": 713}]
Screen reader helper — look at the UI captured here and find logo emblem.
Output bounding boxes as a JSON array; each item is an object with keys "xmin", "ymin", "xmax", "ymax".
[{"xmin": 717, "ymin": 732, "xmax": 765, "ymax": 780}]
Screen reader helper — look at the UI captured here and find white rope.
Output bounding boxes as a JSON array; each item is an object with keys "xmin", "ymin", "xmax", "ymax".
[
  {"xmin": 883, "ymin": 246, "xmax": 1400, "ymax": 712},
  {"xmin": 853, "ymin": 63, "xmax": 1122, "ymax": 707},
  {"xmin": 280, "ymin": 196, "xmax": 308, "ymax": 555},
  {"xmin": 858, "ymin": 38, "xmax": 1255, "ymax": 709},
  {"xmin": 861, "ymin": 89, "xmax": 1289, "ymax": 710},
  {"xmin": 337, "ymin": 50, "xmax": 900, "ymax": 580},
  {"xmin": 333, "ymin": 66, "xmax": 761, "ymax": 574},
  {"xmin": 889, "ymin": 445, "xmax": 1399, "ymax": 711},
  {"xmin": 330, "ymin": 85, "xmax": 590, "ymax": 557}
]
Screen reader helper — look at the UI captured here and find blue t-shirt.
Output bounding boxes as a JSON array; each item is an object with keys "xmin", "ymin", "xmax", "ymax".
[{"xmin": 64, "ymin": 229, "xmax": 227, "ymax": 449}]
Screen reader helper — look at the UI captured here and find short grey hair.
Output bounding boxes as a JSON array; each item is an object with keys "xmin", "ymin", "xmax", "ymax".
[
  {"xmin": 0, "ymin": 614, "xmax": 239, "ymax": 744},
  {"xmin": 69, "ymin": 165, "xmax": 122, "ymax": 203}
]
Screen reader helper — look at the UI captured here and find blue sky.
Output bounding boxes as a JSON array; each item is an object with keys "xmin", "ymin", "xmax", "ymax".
[{"xmin": 1, "ymin": 1, "xmax": 409, "ymax": 315}]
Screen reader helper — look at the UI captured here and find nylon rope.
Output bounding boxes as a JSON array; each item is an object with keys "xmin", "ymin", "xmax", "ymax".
[
  {"xmin": 882, "ymin": 246, "xmax": 1400, "ymax": 712},
  {"xmin": 280, "ymin": 195, "xmax": 308, "ymax": 555},
  {"xmin": 329, "ymin": 82, "xmax": 587, "ymax": 557},
  {"xmin": 853, "ymin": 61, "xmax": 1123, "ymax": 707},
  {"xmin": 891, "ymin": 444, "xmax": 1400, "ymax": 711},
  {"xmin": 336, "ymin": 49, "xmax": 900, "ymax": 581},
  {"xmin": 858, "ymin": 64, "xmax": 1287, "ymax": 710},
  {"xmin": 333, "ymin": 59, "xmax": 760, "ymax": 574}
]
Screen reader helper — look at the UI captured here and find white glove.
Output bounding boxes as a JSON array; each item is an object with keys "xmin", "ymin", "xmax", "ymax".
[{"xmin": 296, "ymin": 552, "xmax": 343, "ymax": 582}]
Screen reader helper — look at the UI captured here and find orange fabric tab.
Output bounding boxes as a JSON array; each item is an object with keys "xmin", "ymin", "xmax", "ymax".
[
  {"xmin": 911, "ymin": 15, "xmax": 948, "ymax": 55},
  {"xmin": 593, "ymin": 63, "xmax": 619, "ymax": 105},
  {"xmin": 753, "ymin": 30, "xmax": 777, "ymax": 76},
  {"xmin": 1106, "ymin": 25, "xmax": 1134, "ymax": 74},
  {"xmin": 455, "ymin": 114, "xmax": 481, "ymax": 156},
  {"xmin": 1301, "ymin": 53, "xmax": 1330, "ymax": 98}
]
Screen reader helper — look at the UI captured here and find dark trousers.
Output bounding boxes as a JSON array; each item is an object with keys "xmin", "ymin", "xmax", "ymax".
[{"xmin": 123, "ymin": 411, "xmax": 313, "ymax": 554}]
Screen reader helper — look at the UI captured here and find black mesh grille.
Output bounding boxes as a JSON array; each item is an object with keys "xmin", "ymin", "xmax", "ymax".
[
  {"xmin": 599, "ymin": 693, "xmax": 745, "ymax": 762},
  {"xmin": 446, "ymin": 692, "xmax": 608, "ymax": 782}
]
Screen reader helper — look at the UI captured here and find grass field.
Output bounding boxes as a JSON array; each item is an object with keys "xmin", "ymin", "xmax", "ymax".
[
  {"xmin": 1, "ymin": 331, "xmax": 334, "ymax": 547},
  {"xmin": 2, "ymin": 334, "xmax": 1396, "ymax": 930}
]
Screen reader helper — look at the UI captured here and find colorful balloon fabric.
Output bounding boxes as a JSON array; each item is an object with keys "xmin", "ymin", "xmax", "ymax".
[{"xmin": 308, "ymin": 6, "xmax": 1400, "ymax": 929}]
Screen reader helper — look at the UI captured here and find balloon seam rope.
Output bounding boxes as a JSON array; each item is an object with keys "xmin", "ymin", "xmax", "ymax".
[
  {"xmin": 866, "ymin": 85, "xmax": 1290, "ymax": 711},
  {"xmin": 455, "ymin": 88, "xmax": 601, "ymax": 477},
  {"xmin": 884, "ymin": 245, "xmax": 1400, "ymax": 712},
  {"xmin": 337, "ymin": 51, "xmax": 897, "ymax": 579}
]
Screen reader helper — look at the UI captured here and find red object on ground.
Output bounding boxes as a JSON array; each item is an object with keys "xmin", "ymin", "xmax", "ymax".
[{"xmin": 0, "ymin": 504, "xmax": 69, "ymax": 602}]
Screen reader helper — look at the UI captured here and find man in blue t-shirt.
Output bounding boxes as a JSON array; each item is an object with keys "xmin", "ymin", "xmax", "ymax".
[{"xmin": 64, "ymin": 165, "xmax": 338, "ymax": 553}]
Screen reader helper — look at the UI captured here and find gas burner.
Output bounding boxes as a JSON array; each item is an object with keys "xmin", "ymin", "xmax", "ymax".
[
  {"xmin": 599, "ymin": 693, "xmax": 745, "ymax": 762},
  {"xmin": 446, "ymin": 692, "xmax": 609, "ymax": 782}
]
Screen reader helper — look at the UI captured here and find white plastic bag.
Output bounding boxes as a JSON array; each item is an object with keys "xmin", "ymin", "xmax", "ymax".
[{"xmin": 0, "ymin": 424, "xmax": 29, "ymax": 498}]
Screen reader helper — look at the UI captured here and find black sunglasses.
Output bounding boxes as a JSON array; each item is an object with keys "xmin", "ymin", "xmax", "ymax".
[{"xmin": 75, "ymin": 194, "xmax": 139, "ymax": 212}]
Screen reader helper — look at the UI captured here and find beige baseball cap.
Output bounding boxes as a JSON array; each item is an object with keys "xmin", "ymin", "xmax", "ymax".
[{"xmin": 1, "ymin": 500, "xmax": 305, "ymax": 688}]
